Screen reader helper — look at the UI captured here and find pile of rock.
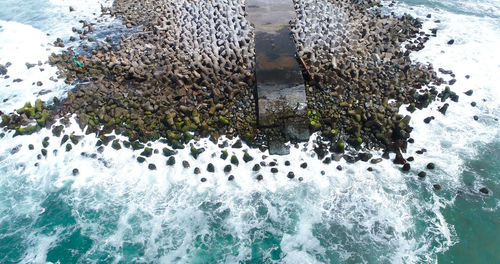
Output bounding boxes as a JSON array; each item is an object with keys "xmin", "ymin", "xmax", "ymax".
[
  {"xmin": 49, "ymin": 0, "xmax": 258, "ymax": 146},
  {"xmin": 291, "ymin": 0, "xmax": 444, "ymax": 154}
]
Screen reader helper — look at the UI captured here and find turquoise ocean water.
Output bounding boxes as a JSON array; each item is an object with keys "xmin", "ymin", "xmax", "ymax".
[{"xmin": 0, "ymin": 0, "xmax": 499, "ymax": 263}]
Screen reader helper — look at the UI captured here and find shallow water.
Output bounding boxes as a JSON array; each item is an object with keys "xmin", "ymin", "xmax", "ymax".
[{"xmin": 0, "ymin": 0, "xmax": 499, "ymax": 263}]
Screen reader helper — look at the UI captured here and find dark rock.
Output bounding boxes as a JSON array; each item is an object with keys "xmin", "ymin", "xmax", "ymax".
[
  {"xmin": 367, "ymin": 167, "xmax": 373, "ymax": 171},
  {"xmin": 417, "ymin": 171, "xmax": 426, "ymax": 178},
  {"xmin": 322, "ymin": 157, "xmax": 331, "ymax": 164},
  {"xmin": 111, "ymin": 140, "xmax": 121, "ymax": 150},
  {"xmin": 182, "ymin": 160, "xmax": 190, "ymax": 168},
  {"xmin": 336, "ymin": 165, "xmax": 342, "ymax": 171},
  {"xmin": 285, "ymin": 161, "xmax": 290, "ymax": 166},
  {"xmin": 433, "ymin": 184, "xmax": 441, "ymax": 190},
  {"xmin": 408, "ymin": 138, "xmax": 415, "ymax": 143},
  {"xmin": 393, "ymin": 153, "xmax": 406, "ymax": 165},
  {"xmin": 427, "ymin": 163, "xmax": 435, "ymax": 169},
  {"xmin": 370, "ymin": 158, "xmax": 383, "ymax": 164},
  {"xmin": 269, "ymin": 161, "xmax": 277, "ymax": 167},
  {"xmin": 28, "ymin": 144, "xmax": 34, "ymax": 150},
  {"xmin": 194, "ymin": 167, "xmax": 201, "ymax": 174},
  {"xmin": 228, "ymin": 175, "xmax": 235, "ymax": 181},
  {"xmin": 65, "ymin": 143, "xmax": 72, "ymax": 152},
  {"xmin": 162, "ymin": 147, "xmax": 176, "ymax": 157},
  {"xmin": 230, "ymin": 155, "xmax": 239, "ymax": 166},
  {"xmin": 479, "ymin": 187, "xmax": 489, "ymax": 194},
  {"xmin": 252, "ymin": 164, "xmax": 261, "ymax": 171},
  {"xmin": 52, "ymin": 125, "xmax": 64, "ymax": 137},
  {"xmin": 190, "ymin": 146, "xmax": 204, "ymax": 159},
  {"xmin": 298, "ymin": 177, "xmax": 303, "ymax": 181},
  {"xmin": 232, "ymin": 140, "xmax": 242, "ymax": 148},
  {"xmin": 201, "ymin": 177, "xmax": 207, "ymax": 182},
  {"xmin": 471, "ymin": 102, "xmax": 476, "ymax": 107},
  {"xmin": 300, "ymin": 162, "xmax": 307, "ymax": 168},
  {"xmin": 402, "ymin": 163, "xmax": 411, "ymax": 171},
  {"xmin": 72, "ymin": 168, "xmax": 79, "ymax": 176},
  {"xmin": 41, "ymin": 149, "xmax": 47, "ymax": 156},
  {"xmin": 271, "ymin": 168, "xmax": 278, "ymax": 173},
  {"xmin": 464, "ymin": 90, "xmax": 473, "ymax": 96},
  {"xmin": 167, "ymin": 156, "xmax": 176, "ymax": 166},
  {"xmin": 140, "ymin": 147, "xmax": 153, "ymax": 157},
  {"xmin": 447, "ymin": 39, "xmax": 454, "ymax": 45},
  {"xmin": 42, "ymin": 137, "xmax": 49, "ymax": 148},
  {"xmin": 224, "ymin": 164, "xmax": 232, "ymax": 173},
  {"xmin": 343, "ymin": 155, "xmax": 357, "ymax": 163},
  {"xmin": 256, "ymin": 174, "xmax": 263, "ymax": 181},
  {"xmin": 148, "ymin": 164, "xmax": 157, "ymax": 170},
  {"xmin": 438, "ymin": 103, "xmax": 449, "ymax": 115},
  {"xmin": 423, "ymin": 116, "xmax": 435, "ymax": 124},
  {"xmin": 287, "ymin": 171, "xmax": 295, "ymax": 179},
  {"xmin": 207, "ymin": 163, "xmax": 215, "ymax": 172},
  {"xmin": 321, "ymin": 171, "xmax": 325, "ymax": 175},
  {"xmin": 137, "ymin": 156, "xmax": 146, "ymax": 163},
  {"xmin": 69, "ymin": 6, "xmax": 75, "ymax": 12},
  {"xmin": 243, "ymin": 152, "xmax": 253, "ymax": 163},
  {"xmin": 0, "ymin": 64, "xmax": 7, "ymax": 75},
  {"xmin": 61, "ymin": 134, "xmax": 69, "ymax": 145},
  {"xmin": 358, "ymin": 152, "xmax": 373, "ymax": 162},
  {"xmin": 220, "ymin": 150, "xmax": 228, "ymax": 160},
  {"xmin": 473, "ymin": 115, "xmax": 478, "ymax": 121}
]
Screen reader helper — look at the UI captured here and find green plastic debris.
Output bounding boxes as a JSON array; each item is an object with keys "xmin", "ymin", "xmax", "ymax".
[{"xmin": 72, "ymin": 56, "xmax": 83, "ymax": 67}]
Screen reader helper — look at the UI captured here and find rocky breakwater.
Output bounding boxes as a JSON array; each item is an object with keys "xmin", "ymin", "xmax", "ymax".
[
  {"xmin": 45, "ymin": 0, "xmax": 258, "ymax": 147},
  {"xmin": 291, "ymin": 0, "xmax": 449, "ymax": 161}
]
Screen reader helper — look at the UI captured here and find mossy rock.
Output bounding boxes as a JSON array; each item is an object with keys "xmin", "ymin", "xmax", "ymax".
[
  {"xmin": 35, "ymin": 99, "xmax": 43, "ymax": 113},
  {"xmin": 230, "ymin": 155, "xmax": 239, "ymax": 166},
  {"xmin": 15, "ymin": 125, "xmax": 38, "ymax": 136},
  {"xmin": 166, "ymin": 156, "xmax": 176, "ymax": 166},
  {"xmin": 140, "ymin": 147, "xmax": 153, "ymax": 157},
  {"xmin": 190, "ymin": 146, "xmax": 205, "ymax": 159},
  {"xmin": 334, "ymin": 141, "xmax": 345, "ymax": 153},
  {"xmin": 111, "ymin": 140, "xmax": 121, "ymax": 150},
  {"xmin": 220, "ymin": 150, "xmax": 228, "ymax": 160},
  {"xmin": 41, "ymin": 148, "xmax": 47, "ymax": 156},
  {"xmin": 65, "ymin": 143, "xmax": 72, "ymax": 152},
  {"xmin": 243, "ymin": 152, "xmax": 253, "ymax": 163},
  {"xmin": 131, "ymin": 141, "xmax": 145, "ymax": 150},
  {"xmin": 42, "ymin": 137, "xmax": 50, "ymax": 148},
  {"xmin": 162, "ymin": 147, "xmax": 176, "ymax": 157}
]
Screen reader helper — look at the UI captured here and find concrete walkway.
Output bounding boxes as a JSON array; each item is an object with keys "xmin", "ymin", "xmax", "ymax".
[{"xmin": 247, "ymin": 0, "xmax": 309, "ymax": 154}]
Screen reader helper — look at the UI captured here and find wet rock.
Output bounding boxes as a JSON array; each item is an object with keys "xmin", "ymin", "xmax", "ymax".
[
  {"xmin": 41, "ymin": 149, "xmax": 47, "ymax": 156},
  {"xmin": 321, "ymin": 171, "xmax": 325, "ymax": 175},
  {"xmin": 473, "ymin": 115, "xmax": 479, "ymax": 121},
  {"xmin": 61, "ymin": 135, "xmax": 69, "ymax": 145},
  {"xmin": 287, "ymin": 171, "xmax": 295, "ymax": 179},
  {"xmin": 336, "ymin": 165, "xmax": 342, "ymax": 171},
  {"xmin": 148, "ymin": 163, "xmax": 157, "ymax": 170},
  {"xmin": 111, "ymin": 140, "xmax": 121, "ymax": 150},
  {"xmin": 42, "ymin": 137, "xmax": 49, "ymax": 148},
  {"xmin": 0, "ymin": 64, "xmax": 7, "ymax": 75},
  {"xmin": 418, "ymin": 171, "xmax": 426, "ymax": 178},
  {"xmin": 464, "ymin": 90, "xmax": 473, "ymax": 96},
  {"xmin": 370, "ymin": 158, "xmax": 383, "ymax": 164},
  {"xmin": 271, "ymin": 168, "xmax": 278, "ymax": 173},
  {"xmin": 194, "ymin": 167, "xmax": 201, "ymax": 174},
  {"xmin": 182, "ymin": 160, "xmax": 190, "ymax": 168},
  {"xmin": 423, "ymin": 116, "xmax": 435, "ymax": 124},
  {"xmin": 207, "ymin": 163, "xmax": 215, "ymax": 173},
  {"xmin": 190, "ymin": 145, "xmax": 204, "ymax": 159},
  {"xmin": 220, "ymin": 150, "xmax": 228, "ymax": 160},
  {"xmin": 343, "ymin": 155, "xmax": 357, "ymax": 163},
  {"xmin": 285, "ymin": 161, "xmax": 290, "ymax": 166},
  {"xmin": 252, "ymin": 164, "xmax": 261, "ymax": 171},
  {"xmin": 402, "ymin": 163, "xmax": 411, "ymax": 171},
  {"xmin": 228, "ymin": 175, "xmax": 235, "ymax": 181},
  {"xmin": 28, "ymin": 144, "xmax": 34, "ymax": 150},
  {"xmin": 69, "ymin": 6, "xmax": 75, "ymax": 12},
  {"xmin": 471, "ymin": 102, "xmax": 477, "ymax": 107},
  {"xmin": 232, "ymin": 140, "xmax": 242, "ymax": 148},
  {"xmin": 224, "ymin": 164, "xmax": 232, "ymax": 173},
  {"xmin": 479, "ymin": 187, "xmax": 489, "ymax": 194},
  {"xmin": 65, "ymin": 143, "xmax": 72, "ymax": 152},
  {"xmin": 137, "ymin": 156, "xmax": 146, "ymax": 163},
  {"xmin": 52, "ymin": 125, "xmax": 64, "ymax": 137},
  {"xmin": 162, "ymin": 147, "xmax": 176, "ymax": 157},
  {"xmin": 367, "ymin": 167, "xmax": 373, "ymax": 172},
  {"xmin": 167, "ymin": 156, "xmax": 176, "ymax": 166},
  {"xmin": 447, "ymin": 39, "xmax": 454, "ymax": 45},
  {"xmin": 300, "ymin": 162, "xmax": 307, "ymax": 168},
  {"xmin": 438, "ymin": 103, "xmax": 449, "ymax": 115},
  {"xmin": 433, "ymin": 184, "xmax": 441, "ymax": 190},
  {"xmin": 201, "ymin": 178, "xmax": 207, "ymax": 182},
  {"xmin": 427, "ymin": 163, "xmax": 435, "ymax": 169},
  {"xmin": 322, "ymin": 157, "xmax": 331, "ymax": 164},
  {"xmin": 97, "ymin": 146, "xmax": 104, "ymax": 153},
  {"xmin": 140, "ymin": 147, "xmax": 153, "ymax": 157},
  {"xmin": 358, "ymin": 152, "xmax": 373, "ymax": 162},
  {"xmin": 243, "ymin": 152, "xmax": 253, "ymax": 163},
  {"xmin": 256, "ymin": 174, "xmax": 263, "ymax": 181},
  {"xmin": 407, "ymin": 156, "xmax": 415, "ymax": 162},
  {"xmin": 230, "ymin": 155, "xmax": 239, "ymax": 166},
  {"xmin": 72, "ymin": 168, "xmax": 79, "ymax": 176},
  {"xmin": 298, "ymin": 177, "xmax": 303, "ymax": 181}
]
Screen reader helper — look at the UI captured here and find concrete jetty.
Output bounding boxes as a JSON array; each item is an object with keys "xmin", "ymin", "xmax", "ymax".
[{"xmin": 247, "ymin": 0, "xmax": 309, "ymax": 154}]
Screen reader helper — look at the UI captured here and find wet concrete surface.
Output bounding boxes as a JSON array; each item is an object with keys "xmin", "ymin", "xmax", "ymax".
[{"xmin": 247, "ymin": 0, "xmax": 309, "ymax": 154}]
